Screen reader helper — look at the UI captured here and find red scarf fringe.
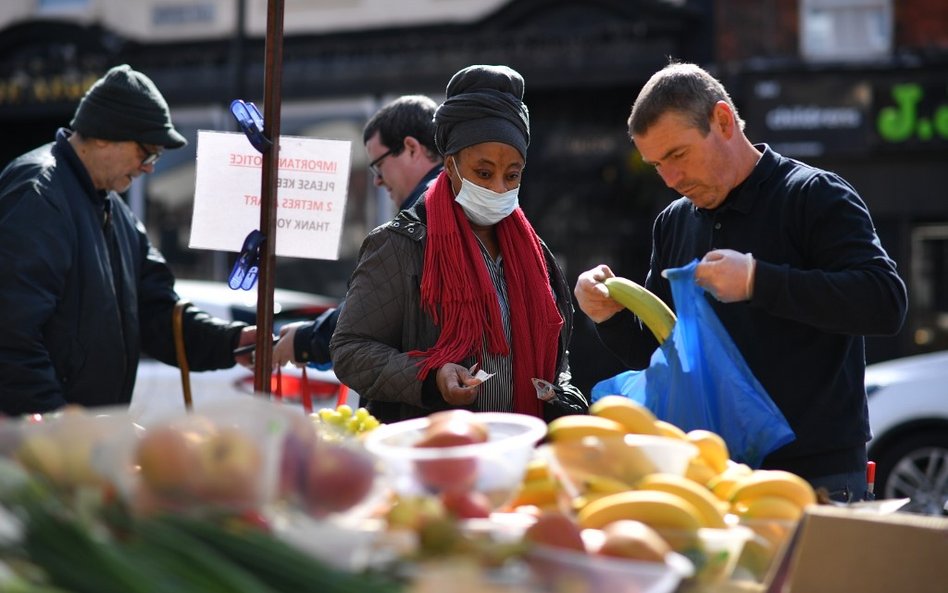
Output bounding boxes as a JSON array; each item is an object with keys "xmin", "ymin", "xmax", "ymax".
[{"xmin": 408, "ymin": 171, "xmax": 563, "ymax": 417}]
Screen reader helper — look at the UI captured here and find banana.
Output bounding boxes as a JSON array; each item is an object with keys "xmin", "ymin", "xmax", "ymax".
[
  {"xmin": 732, "ymin": 495, "xmax": 805, "ymax": 522},
  {"xmin": 589, "ymin": 396, "xmax": 660, "ymax": 435},
  {"xmin": 523, "ymin": 457, "xmax": 551, "ymax": 482},
  {"xmin": 583, "ymin": 474, "xmax": 634, "ymax": 495},
  {"xmin": 576, "ymin": 489, "xmax": 703, "ymax": 532},
  {"xmin": 707, "ymin": 462, "xmax": 753, "ymax": 502},
  {"xmin": 653, "ymin": 420, "xmax": 687, "ymax": 440},
  {"xmin": 729, "ymin": 470, "xmax": 817, "ymax": 509},
  {"xmin": 635, "ymin": 473, "xmax": 728, "ymax": 529},
  {"xmin": 546, "ymin": 415, "xmax": 626, "ymax": 443},
  {"xmin": 686, "ymin": 429, "xmax": 730, "ymax": 474},
  {"xmin": 571, "ymin": 491, "xmax": 619, "ymax": 514},
  {"xmin": 604, "ymin": 277, "xmax": 676, "ymax": 344},
  {"xmin": 684, "ymin": 456, "xmax": 719, "ymax": 487},
  {"xmin": 508, "ymin": 476, "xmax": 560, "ymax": 508}
]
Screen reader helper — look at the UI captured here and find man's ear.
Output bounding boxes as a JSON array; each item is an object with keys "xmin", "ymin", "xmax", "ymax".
[
  {"xmin": 402, "ymin": 135, "xmax": 421, "ymax": 157},
  {"xmin": 713, "ymin": 101, "xmax": 736, "ymax": 138}
]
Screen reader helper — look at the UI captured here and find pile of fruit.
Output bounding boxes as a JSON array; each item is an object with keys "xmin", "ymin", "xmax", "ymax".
[
  {"xmin": 313, "ymin": 404, "xmax": 382, "ymax": 439},
  {"xmin": 0, "ymin": 466, "xmax": 401, "ymax": 593},
  {"xmin": 0, "ymin": 399, "xmax": 395, "ymax": 592},
  {"xmin": 0, "ymin": 390, "xmax": 818, "ymax": 590},
  {"xmin": 3, "ymin": 398, "xmax": 380, "ymax": 521},
  {"xmin": 506, "ymin": 396, "xmax": 817, "ymax": 583}
]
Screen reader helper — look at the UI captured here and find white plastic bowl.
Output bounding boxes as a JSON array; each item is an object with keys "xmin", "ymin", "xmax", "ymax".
[
  {"xmin": 526, "ymin": 542, "xmax": 694, "ymax": 593},
  {"xmin": 656, "ymin": 525, "xmax": 754, "ymax": 584},
  {"xmin": 362, "ymin": 412, "xmax": 548, "ymax": 509}
]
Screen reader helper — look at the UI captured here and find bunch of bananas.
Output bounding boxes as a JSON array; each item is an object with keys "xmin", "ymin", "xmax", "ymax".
[
  {"xmin": 728, "ymin": 469, "xmax": 816, "ymax": 520},
  {"xmin": 541, "ymin": 397, "xmax": 820, "ymax": 582},
  {"xmin": 726, "ymin": 469, "xmax": 817, "ymax": 580},
  {"xmin": 546, "ymin": 399, "xmax": 728, "ymax": 528}
]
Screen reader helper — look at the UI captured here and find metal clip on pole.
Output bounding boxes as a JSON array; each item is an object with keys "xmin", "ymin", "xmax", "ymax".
[
  {"xmin": 229, "ymin": 229, "xmax": 266, "ymax": 291},
  {"xmin": 230, "ymin": 99, "xmax": 273, "ymax": 153}
]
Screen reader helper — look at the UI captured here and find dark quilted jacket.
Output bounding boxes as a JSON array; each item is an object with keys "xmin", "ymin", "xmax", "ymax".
[{"xmin": 330, "ymin": 196, "xmax": 586, "ymax": 423}]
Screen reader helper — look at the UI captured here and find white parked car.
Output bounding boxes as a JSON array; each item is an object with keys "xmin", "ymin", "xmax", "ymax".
[
  {"xmin": 130, "ymin": 279, "xmax": 356, "ymax": 424},
  {"xmin": 865, "ymin": 350, "xmax": 948, "ymax": 515}
]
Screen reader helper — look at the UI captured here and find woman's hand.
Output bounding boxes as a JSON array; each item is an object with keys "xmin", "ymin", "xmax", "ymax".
[{"xmin": 436, "ymin": 363, "xmax": 481, "ymax": 406}]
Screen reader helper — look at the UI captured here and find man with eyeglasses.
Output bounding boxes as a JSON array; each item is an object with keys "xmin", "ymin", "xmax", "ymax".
[
  {"xmin": 137, "ymin": 142, "xmax": 163, "ymax": 167},
  {"xmin": 273, "ymin": 95, "xmax": 443, "ymax": 370},
  {"xmin": 0, "ymin": 64, "xmax": 256, "ymax": 415}
]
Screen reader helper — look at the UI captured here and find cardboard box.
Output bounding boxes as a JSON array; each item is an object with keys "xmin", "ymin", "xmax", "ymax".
[{"xmin": 766, "ymin": 503, "xmax": 948, "ymax": 593}]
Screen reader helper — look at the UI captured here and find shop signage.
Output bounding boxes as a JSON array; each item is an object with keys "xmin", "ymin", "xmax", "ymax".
[
  {"xmin": 874, "ymin": 82, "xmax": 948, "ymax": 150},
  {"xmin": 189, "ymin": 130, "xmax": 352, "ymax": 261},
  {"xmin": 0, "ymin": 71, "xmax": 101, "ymax": 108},
  {"xmin": 744, "ymin": 77, "xmax": 872, "ymax": 157},
  {"xmin": 744, "ymin": 73, "xmax": 948, "ymax": 157}
]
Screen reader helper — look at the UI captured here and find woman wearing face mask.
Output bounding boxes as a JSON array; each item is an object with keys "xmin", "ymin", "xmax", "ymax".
[{"xmin": 330, "ymin": 64, "xmax": 587, "ymax": 423}]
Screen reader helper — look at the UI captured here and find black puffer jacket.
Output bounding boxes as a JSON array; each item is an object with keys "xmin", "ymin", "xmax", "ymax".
[
  {"xmin": 0, "ymin": 129, "xmax": 245, "ymax": 415},
  {"xmin": 330, "ymin": 195, "xmax": 587, "ymax": 424}
]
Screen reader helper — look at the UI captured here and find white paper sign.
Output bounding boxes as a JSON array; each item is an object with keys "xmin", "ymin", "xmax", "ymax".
[{"xmin": 189, "ymin": 130, "xmax": 351, "ymax": 260}]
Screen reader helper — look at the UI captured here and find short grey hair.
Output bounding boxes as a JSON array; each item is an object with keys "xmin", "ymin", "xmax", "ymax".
[{"xmin": 628, "ymin": 62, "xmax": 744, "ymax": 138}]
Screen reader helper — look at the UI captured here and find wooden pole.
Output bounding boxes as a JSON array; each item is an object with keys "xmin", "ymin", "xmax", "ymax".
[{"xmin": 253, "ymin": 0, "xmax": 285, "ymax": 394}]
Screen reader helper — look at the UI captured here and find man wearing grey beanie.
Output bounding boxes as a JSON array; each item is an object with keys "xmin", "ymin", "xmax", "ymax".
[{"xmin": 0, "ymin": 64, "xmax": 257, "ymax": 415}]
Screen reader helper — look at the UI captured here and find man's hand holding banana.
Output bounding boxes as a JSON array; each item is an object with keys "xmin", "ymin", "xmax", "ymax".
[{"xmin": 574, "ymin": 264, "xmax": 625, "ymax": 323}]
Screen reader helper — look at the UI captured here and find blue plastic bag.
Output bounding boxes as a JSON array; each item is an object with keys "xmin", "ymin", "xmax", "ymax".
[{"xmin": 591, "ymin": 260, "xmax": 795, "ymax": 468}]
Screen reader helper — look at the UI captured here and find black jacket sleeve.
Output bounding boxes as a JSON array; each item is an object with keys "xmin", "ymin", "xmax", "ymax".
[
  {"xmin": 293, "ymin": 305, "xmax": 341, "ymax": 367},
  {"xmin": 137, "ymin": 235, "xmax": 246, "ymax": 371}
]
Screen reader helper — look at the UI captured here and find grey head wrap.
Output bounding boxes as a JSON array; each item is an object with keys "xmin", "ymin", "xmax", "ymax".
[{"xmin": 433, "ymin": 64, "xmax": 530, "ymax": 158}]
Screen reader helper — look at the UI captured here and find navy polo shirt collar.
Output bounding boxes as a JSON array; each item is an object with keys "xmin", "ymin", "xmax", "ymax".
[{"xmin": 693, "ymin": 143, "xmax": 777, "ymax": 218}]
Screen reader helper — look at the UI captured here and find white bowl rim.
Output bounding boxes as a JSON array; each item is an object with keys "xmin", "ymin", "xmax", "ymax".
[
  {"xmin": 528, "ymin": 544, "xmax": 695, "ymax": 580},
  {"xmin": 363, "ymin": 411, "xmax": 548, "ymax": 460}
]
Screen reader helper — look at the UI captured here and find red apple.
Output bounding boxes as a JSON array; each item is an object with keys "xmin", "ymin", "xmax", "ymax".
[
  {"xmin": 523, "ymin": 511, "xmax": 586, "ymax": 552},
  {"xmin": 302, "ymin": 443, "xmax": 375, "ymax": 516},
  {"xmin": 597, "ymin": 520, "xmax": 670, "ymax": 563},
  {"xmin": 136, "ymin": 426, "xmax": 199, "ymax": 497},
  {"xmin": 278, "ymin": 426, "xmax": 319, "ymax": 500},
  {"xmin": 426, "ymin": 410, "xmax": 489, "ymax": 443},
  {"xmin": 413, "ymin": 422, "xmax": 482, "ymax": 493},
  {"xmin": 440, "ymin": 490, "xmax": 492, "ymax": 519},
  {"xmin": 197, "ymin": 427, "xmax": 263, "ymax": 505}
]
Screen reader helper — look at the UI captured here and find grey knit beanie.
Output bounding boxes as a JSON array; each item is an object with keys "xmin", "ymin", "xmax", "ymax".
[
  {"xmin": 434, "ymin": 64, "xmax": 530, "ymax": 158},
  {"xmin": 70, "ymin": 64, "xmax": 187, "ymax": 149}
]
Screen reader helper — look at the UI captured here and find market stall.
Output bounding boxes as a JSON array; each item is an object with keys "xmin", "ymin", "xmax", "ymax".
[{"xmin": 4, "ymin": 393, "xmax": 944, "ymax": 593}]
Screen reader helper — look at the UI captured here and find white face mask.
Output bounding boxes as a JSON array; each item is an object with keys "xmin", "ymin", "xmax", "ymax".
[{"xmin": 451, "ymin": 158, "xmax": 520, "ymax": 226}]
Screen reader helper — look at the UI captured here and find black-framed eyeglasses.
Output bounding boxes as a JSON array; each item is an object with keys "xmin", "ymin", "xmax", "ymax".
[
  {"xmin": 137, "ymin": 142, "xmax": 163, "ymax": 167},
  {"xmin": 368, "ymin": 147, "xmax": 398, "ymax": 179}
]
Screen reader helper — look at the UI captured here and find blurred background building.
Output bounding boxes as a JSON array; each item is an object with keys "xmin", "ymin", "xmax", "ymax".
[{"xmin": 0, "ymin": 0, "xmax": 945, "ymax": 394}]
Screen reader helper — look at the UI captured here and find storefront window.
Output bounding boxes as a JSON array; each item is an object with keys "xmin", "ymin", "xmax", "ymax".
[
  {"xmin": 910, "ymin": 225, "xmax": 948, "ymax": 350},
  {"xmin": 800, "ymin": 0, "xmax": 892, "ymax": 62},
  {"xmin": 37, "ymin": 0, "xmax": 89, "ymax": 13}
]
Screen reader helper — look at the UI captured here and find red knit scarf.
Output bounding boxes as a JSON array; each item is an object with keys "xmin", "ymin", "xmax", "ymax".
[{"xmin": 409, "ymin": 171, "xmax": 564, "ymax": 417}]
